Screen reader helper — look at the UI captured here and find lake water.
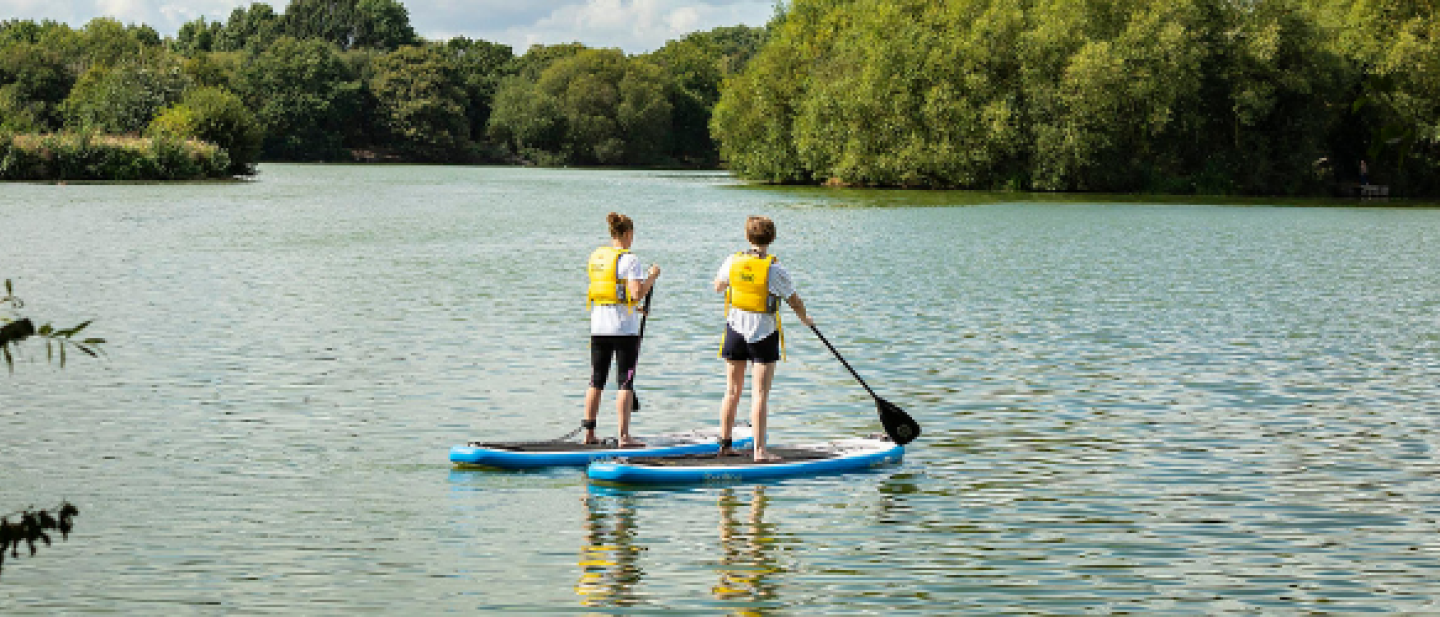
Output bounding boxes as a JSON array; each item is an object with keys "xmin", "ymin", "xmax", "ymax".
[{"xmin": 3, "ymin": 165, "xmax": 1439, "ymax": 614}]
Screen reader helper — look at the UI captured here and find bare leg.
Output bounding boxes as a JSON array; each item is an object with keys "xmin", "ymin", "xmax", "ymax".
[
  {"xmin": 582, "ymin": 386, "xmax": 602, "ymax": 444},
  {"xmin": 718, "ymin": 360, "xmax": 747, "ymax": 456},
  {"xmin": 616, "ymin": 389, "xmax": 644, "ymax": 447},
  {"xmin": 750, "ymin": 362, "xmax": 779, "ymax": 462}
]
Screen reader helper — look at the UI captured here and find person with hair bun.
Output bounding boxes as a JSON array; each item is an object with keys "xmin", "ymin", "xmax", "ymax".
[
  {"xmin": 582, "ymin": 212, "xmax": 660, "ymax": 446},
  {"xmin": 712, "ymin": 215, "xmax": 813, "ymax": 462}
]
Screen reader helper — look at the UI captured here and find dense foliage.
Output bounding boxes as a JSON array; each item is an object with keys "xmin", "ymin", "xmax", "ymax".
[
  {"xmin": 712, "ymin": 0, "xmax": 1440, "ymax": 195},
  {"xmin": 488, "ymin": 48, "xmax": 673, "ymax": 165},
  {"xmin": 0, "ymin": 4, "xmax": 763, "ymax": 178},
  {"xmin": 148, "ymin": 86, "xmax": 263, "ymax": 175},
  {"xmin": 0, "ymin": 132, "xmax": 231, "ymax": 180},
  {"xmin": 2, "ymin": 0, "xmax": 1434, "ymax": 193}
]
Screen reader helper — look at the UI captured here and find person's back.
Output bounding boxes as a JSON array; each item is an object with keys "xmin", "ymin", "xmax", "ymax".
[
  {"xmin": 580, "ymin": 212, "xmax": 660, "ymax": 446},
  {"xmin": 712, "ymin": 216, "xmax": 813, "ymax": 462}
]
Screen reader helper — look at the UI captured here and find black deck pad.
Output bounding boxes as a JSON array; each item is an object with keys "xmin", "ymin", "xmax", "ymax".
[
  {"xmin": 622, "ymin": 447, "xmax": 837, "ymax": 467},
  {"xmin": 469, "ymin": 441, "xmax": 647, "ymax": 452}
]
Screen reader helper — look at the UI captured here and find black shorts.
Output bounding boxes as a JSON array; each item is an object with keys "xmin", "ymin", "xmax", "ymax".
[
  {"xmin": 721, "ymin": 325, "xmax": 780, "ymax": 364},
  {"xmin": 590, "ymin": 335, "xmax": 639, "ymax": 390}
]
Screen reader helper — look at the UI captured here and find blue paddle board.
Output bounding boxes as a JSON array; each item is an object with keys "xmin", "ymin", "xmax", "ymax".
[
  {"xmin": 451, "ymin": 427, "xmax": 753, "ymax": 469},
  {"xmin": 586, "ymin": 436, "xmax": 903, "ymax": 485}
]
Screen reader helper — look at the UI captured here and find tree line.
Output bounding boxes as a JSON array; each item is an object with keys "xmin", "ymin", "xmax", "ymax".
[
  {"xmin": 713, "ymin": 0, "xmax": 1440, "ymax": 196},
  {"xmin": 0, "ymin": 0, "xmax": 766, "ymax": 175},
  {"xmin": 4, "ymin": 0, "xmax": 1436, "ymax": 196}
]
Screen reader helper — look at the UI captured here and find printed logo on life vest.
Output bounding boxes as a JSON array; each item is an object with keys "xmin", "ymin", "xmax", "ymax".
[{"xmin": 738, "ymin": 265, "xmax": 755, "ymax": 283}]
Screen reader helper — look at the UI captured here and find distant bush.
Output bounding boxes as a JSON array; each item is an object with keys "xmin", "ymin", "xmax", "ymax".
[
  {"xmin": 148, "ymin": 86, "xmax": 262, "ymax": 175},
  {"xmin": 0, "ymin": 132, "xmax": 231, "ymax": 181}
]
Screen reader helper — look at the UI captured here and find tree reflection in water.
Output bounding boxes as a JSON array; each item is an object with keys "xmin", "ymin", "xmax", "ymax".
[
  {"xmin": 713, "ymin": 485, "xmax": 784, "ymax": 615},
  {"xmin": 575, "ymin": 494, "xmax": 645, "ymax": 608}
]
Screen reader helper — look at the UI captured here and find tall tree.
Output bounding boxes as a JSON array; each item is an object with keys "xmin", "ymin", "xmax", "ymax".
[
  {"xmin": 647, "ymin": 25, "xmax": 766, "ymax": 165},
  {"xmin": 0, "ymin": 42, "xmax": 74, "ymax": 132},
  {"xmin": 368, "ymin": 45, "xmax": 470, "ymax": 160},
  {"xmin": 214, "ymin": 4, "xmax": 284, "ymax": 52},
  {"xmin": 61, "ymin": 52, "xmax": 191, "ymax": 134},
  {"xmin": 489, "ymin": 48, "xmax": 674, "ymax": 166},
  {"xmin": 283, "ymin": 0, "xmax": 418, "ymax": 51},
  {"xmin": 443, "ymin": 36, "xmax": 514, "ymax": 142},
  {"xmin": 237, "ymin": 36, "xmax": 359, "ymax": 159}
]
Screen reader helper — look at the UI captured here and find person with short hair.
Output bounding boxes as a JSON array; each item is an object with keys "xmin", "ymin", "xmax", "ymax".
[
  {"xmin": 713, "ymin": 216, "xmax": 814, "ymax": 462},
  {"xmin": 582, "ymin": 212, "xmax": 660, "ymax": 446}
]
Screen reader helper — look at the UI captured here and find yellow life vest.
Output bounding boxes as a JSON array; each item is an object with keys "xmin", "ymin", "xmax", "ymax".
[
  {"xmin": 587, "ymin": 246, "xmax": 634, "ymax": 308},
  {"xmin": 722, "ymin": 252, "xmax": 785, "ymax": 359},
  {"xmin": 726, "ymin": 253, "xmax": 778, "ymax": 314}
]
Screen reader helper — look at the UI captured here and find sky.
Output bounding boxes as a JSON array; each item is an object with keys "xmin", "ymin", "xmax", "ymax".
[{"xmin": 0, "ymin": 0, "xmax": 778, "ymax": 54}]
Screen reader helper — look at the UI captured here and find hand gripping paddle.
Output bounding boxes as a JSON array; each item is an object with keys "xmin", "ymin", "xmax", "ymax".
[{"xmin": 808, "ymin": 323, "xmax": 920, "ymax": 445}]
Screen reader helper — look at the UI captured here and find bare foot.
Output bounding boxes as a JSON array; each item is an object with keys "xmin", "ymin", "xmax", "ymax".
[
  {"xmin": 717, "ymin": 447, "xmax": 738, "ymax": 458},
  {"xmin": 754, "ymin": 452, "xmax": 782, "ymax": 463},
  {"xmin": 582, "ymin": 433, "xmax": 599, "ymax": 445},
  {"xmin": 618, "ymin": 437, "xmax": 646, "ymax": 448}
]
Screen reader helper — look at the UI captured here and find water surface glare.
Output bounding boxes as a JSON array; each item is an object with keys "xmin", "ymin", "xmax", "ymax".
[{"xmin": 3, "ymin": 165, "xmax": 1439, "ymax": 614}]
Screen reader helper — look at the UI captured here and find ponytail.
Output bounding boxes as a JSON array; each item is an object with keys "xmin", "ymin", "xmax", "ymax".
[{"xmin": 607, "ymin": 212, "xmax": 634, "ymax": 238}]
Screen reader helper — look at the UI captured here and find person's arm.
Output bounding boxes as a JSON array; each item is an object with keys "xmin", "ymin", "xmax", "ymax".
[
  {"xmin": 629, "ymin": 265, "xmax": 660, "ymax": 302},
  {"xmin": 712, "ymin": 256, "xmax": 732, "ymax": 293},
  {"xmin": 786, "ymin": 293, "xmax": 814, "ymax": 327}
]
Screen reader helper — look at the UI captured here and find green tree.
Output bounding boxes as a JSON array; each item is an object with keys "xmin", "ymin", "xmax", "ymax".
[
  {"xmin": 0, "ymin": 42, "xmax": 74, "ymax": 132},
  {"xmin": 77, "ymin": 18, "xmax": 160, "ymax": 68},
  {"xmin": 368, "ymin": 45, "xmax": 470, "ymax": 160},
  {"xmin": 713, "ymin": 0, "xmax": 1382, "ymax": 195},
  {"xmin": 283, "ymin": 0, "xmax": 419, "ymax": 51},
  {"xmin": 647, "ymin": 25, "xmax": 766, "ymax": 165},
  {"xmin": 508, "ymin": 42, "xmax": 587, "ymax": 80},
  {"xmin": 181, "ymin": 51, "xmax": 243, "ymax": 91},
  {"xmin": 61, "ymin": 52, "xmax": 191, "ymax": 134},
  {"xmin": 148, "ymin": 86, "xmax": 263, "ymax": 175},
  {"xmin": 174, "ymin": 17, "xmax": 223, "ymax": 55},
  {"xmin": 443, "ymin": 36, "xmax": 515, "ymax": 143},
  {"xmin": 711, "ymin": 3, "xmax": 831, "ymax": 183},
  {"xmin": 489, "ymin": 48, "xmax": 674, "ymax": 166},
  {"xmin": 214, "ymin": 3, "xmax": 284, "ymax": 52},
  {"xmin": 1027, "ymin": 0, "xmax": 1211, "ymax": 191},
  {"xmin": 487, "ymin": 75, "xmax": 564, "ymax": 163},
  {"xmin": 237, "ymin": 36, "xmax": 359, "ymax": 160}
]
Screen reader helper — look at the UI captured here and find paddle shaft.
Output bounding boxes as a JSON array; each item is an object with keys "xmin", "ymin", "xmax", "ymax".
[
  {"xmin": 630, "ymin": 279, "xmax": 654, "ymax": 411},
  {"xmin": 807, "ymin": 324, "xmax": 880, "ymax": 400}
]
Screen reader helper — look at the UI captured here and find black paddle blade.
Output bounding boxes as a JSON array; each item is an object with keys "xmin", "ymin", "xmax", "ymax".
[{"xmin": 877, "ymin": 397, "xmax": 920, "ymax": 445}]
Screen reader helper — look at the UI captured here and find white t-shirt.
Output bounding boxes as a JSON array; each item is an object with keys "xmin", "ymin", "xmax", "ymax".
[
  {"xmin": 714, "ymin": 253, "xmax": 796, "ymax": 343},
  {"xmin": 591, "ymin": 252, "xmax": 646, "ymax": 336}
]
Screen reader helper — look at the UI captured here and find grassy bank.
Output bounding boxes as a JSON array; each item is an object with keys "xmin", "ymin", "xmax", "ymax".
[{"xmin": 0, "ymin": 133, "xmax": 232, "ymax": 182}]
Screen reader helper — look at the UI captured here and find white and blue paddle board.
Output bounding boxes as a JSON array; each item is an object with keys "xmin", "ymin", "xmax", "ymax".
[
  {"xmin": 451, "ymin": 427, "xmax": 753, "ymax": 469},
  {"xmin": 586, "ymin": 436, "xmax": 903, "ymax": 485}
]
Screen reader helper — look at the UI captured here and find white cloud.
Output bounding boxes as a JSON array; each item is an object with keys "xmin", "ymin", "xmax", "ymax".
[
  {"xmin": 0, "ymin": 0, "xmax": 776, "ymax": 53},
  {"xmin": 496, "ymin": 0, "xmax": 773, "ymax": 53},
  {"xmin": 94, "ymin": 0, "xmax": 154, "ymax": 23}
]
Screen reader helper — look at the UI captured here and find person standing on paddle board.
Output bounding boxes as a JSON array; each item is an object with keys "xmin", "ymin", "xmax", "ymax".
[
  {"xmin": 583, "ymin": 212, "xmax": 660, "ymax": 446},
  {"xmin": 713, "ymin": 216, "xmax": 813, "ymax": 462}
]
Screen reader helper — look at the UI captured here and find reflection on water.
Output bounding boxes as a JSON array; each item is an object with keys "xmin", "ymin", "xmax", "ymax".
[
  {"xmin": 713, "ymin": 486, "xmax": 786, "ymax": 615},
  {"xmin": 576, "ymin": 493, "xmax": 646, "ymax": 609}
]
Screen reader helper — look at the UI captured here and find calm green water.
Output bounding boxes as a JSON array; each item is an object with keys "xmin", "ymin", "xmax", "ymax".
[{"xmin": 3, "ymin": 165, "xmax": 1439, "ymax": 614}]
